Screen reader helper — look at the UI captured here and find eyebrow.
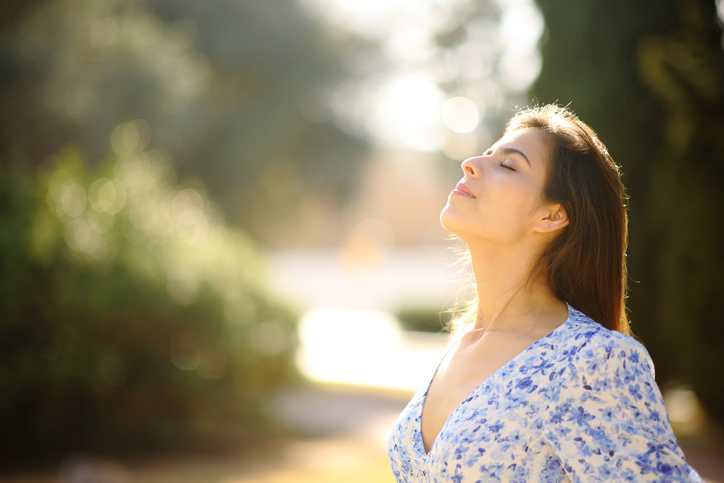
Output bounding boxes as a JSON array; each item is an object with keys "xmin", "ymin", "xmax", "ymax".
[{"xmin": 501, "ymin": 147, "xmax": 531, "ymax": 167}]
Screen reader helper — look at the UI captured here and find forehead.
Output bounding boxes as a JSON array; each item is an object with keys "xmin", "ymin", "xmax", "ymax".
[{"xmin": 494, "ymin": 128, "xmax": 551, "ymax": 167}]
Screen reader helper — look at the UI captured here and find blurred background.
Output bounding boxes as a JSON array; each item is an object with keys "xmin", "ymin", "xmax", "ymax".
[{"xmin": 1, "ymin": 0, "xmax": 724, "ymax": 481}]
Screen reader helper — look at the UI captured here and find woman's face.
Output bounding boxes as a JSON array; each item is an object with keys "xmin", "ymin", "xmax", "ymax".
[{"xmin": 440, "ymin": 127, "xmax": 555, "ymax": 246}]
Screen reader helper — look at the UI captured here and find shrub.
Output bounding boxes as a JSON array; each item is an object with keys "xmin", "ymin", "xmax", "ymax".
[
  {"xmin": 395, "ymin": 308, "xmax": 451, "ymax": 333},
  {"xmin": 0, "ymin": 145, "xmax": 298, "ymax": 463}
]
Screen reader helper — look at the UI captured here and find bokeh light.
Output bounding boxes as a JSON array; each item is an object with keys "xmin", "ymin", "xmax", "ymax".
[
  {"xmin": 4, "ymin": 0, "xmax": 722, "ymax": 478},
  {"xmin": 304, "ymin": 0, "xmax": 545, "ymax": 153},
  {"xmin": 441, "ymin": 97, "xmax": 480, "ymax": 134},
  {"xmin": 442, "ymin": 131, "xmax": 480, "ymax": 161},
  {"xmin": 371, "ymin": 73, "xmax": 445, "ymax": 152},
  {"xmin": 497, "ymin": 0, "xmax": 544, "ymax": 92}
]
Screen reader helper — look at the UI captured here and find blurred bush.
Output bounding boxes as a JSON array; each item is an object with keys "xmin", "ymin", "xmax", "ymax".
[
  {"xmin": 395, "ymin": 308, "xmax": 451, "ymax": 333},
  {"xmin": 0, "ymin": 0, "xmax": 371, "ymax": 246},
  {"xmin": 0, "ymin": 142, "xmax": 298, "ymax": 463}
]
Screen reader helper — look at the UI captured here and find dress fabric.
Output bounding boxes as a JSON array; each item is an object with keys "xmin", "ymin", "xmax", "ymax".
[{"xmin": 387, "ymin": 305, "xmax": 704, "ymax": 483}]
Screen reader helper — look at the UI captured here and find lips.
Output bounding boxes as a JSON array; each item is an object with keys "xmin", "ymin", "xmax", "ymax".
[{"xmin": 453, "ymin": 182, "xmax": 475, "ymax": 198}]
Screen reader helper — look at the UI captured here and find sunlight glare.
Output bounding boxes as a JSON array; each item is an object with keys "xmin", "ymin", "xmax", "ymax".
[
  {"xmin": 496, "ymin": 0, "xmax": 543, "ymax": 92},
  {"xmin": 301, "ymin": 0, "xmax": 545, "ymax": 151},
  {"xmin": 372, "ymin": 73, "xmax": 444, "ymax": 152},
  {"xmin": 297, "ymin": 308, "xmax": 448, "ymax": 391},
  {"xmin": 305, "ymin": 0, "xmax": 445, "ymax": 39}
]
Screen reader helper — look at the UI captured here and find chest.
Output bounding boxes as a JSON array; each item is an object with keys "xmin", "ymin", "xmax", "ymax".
[
  {"xmin": 388, "ymin": 346, "xmax": 570, "ymax": 483},
  {"xmin": 420, "ymin": 334, "xmax": 539, "ymax": 453}
]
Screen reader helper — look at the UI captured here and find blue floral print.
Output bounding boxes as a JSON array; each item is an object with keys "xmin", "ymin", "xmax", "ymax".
[{"xmin": 388, "ymin": 305, "xmax": 704, "ymax": 482}]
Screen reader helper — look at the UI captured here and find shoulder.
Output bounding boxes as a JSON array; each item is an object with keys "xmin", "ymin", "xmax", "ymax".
[
  {"xmin": 541, "ymin": 309, "xmax": 666, "ymax": 428},
  {"xmin": 540, "ymin": 308, "xmax": 701, "ymax": 482},
  {"xmin": 552, "ymin": 306, "xmax": 655, "ymax": 379}
]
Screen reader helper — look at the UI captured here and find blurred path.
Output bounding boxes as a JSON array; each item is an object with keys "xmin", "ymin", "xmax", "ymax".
[
  {"xmin": 0, "ymin": 386, "xmax": 408, "ymax": 483},
  {"xmin": 2, "ymin": 385, "xmax": 722, "ymax": 483}
]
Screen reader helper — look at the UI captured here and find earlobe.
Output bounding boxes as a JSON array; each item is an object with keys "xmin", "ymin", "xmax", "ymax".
[{"xmin": 536, "ymin": 204, "xmax": 569, "ymax": 233}]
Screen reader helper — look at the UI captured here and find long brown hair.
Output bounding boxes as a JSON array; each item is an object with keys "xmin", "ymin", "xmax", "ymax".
[{"xmin": 504, "ymin": 104, "xmax": 630, "ymax": 334}]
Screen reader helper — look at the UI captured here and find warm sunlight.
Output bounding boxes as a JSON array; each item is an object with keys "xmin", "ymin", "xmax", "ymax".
[
  {"xmin": 297, "ymin": 308, "xmax": 448, "ymax": 391},
  {"xmin": 302, "ymin": 0, "xmax": 544, "ymax": 152}
]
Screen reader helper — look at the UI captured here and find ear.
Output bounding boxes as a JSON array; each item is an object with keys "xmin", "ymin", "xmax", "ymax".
[{"xmin": 534, "ymin": 203, "xmax": 569, "ymax": 233}]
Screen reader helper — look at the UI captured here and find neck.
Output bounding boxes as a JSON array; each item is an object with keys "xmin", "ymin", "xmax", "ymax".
[{"xmin": 465, "ymin": 237, "xmax": 564, "ymax": 332}]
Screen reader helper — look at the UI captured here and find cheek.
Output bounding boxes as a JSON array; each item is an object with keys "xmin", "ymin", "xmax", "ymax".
[
  {"xmin": 439, "ymin": 179, "xmax": 543, "ymax": 240},
  {"xmin": 483, "ymin": 182, "xmax": 543, "ymax": 236},
  {"xmin": 488, "ymin": 181, "xmax": 530, "ymax": 215},
  {"xmin": 501, "ymin": 178, "xmax": 544, "ymax": 213}
]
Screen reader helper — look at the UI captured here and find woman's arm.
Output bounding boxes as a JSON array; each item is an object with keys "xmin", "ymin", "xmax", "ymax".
[{"xmin": 542, "ymin": 335, "xmax": 704, "ymax": 482}]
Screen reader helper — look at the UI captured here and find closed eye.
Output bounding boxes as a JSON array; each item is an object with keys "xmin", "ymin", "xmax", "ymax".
[{"xmin": 500, "ymin": 162, "xmax": 515, "ymax": 171}]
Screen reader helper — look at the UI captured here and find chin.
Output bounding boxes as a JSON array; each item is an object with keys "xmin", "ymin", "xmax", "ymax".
[{"xmin": 440, "ymin": 203, "xmax": 463, "ymax": 236}]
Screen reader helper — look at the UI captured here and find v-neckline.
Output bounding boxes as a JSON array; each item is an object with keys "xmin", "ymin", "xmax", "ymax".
[{"xmin": 417, "ymin": 304, "xmax": 573, "ymax": 457}]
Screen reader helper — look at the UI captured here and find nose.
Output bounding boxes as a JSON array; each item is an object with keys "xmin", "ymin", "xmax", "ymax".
[{"xmin": 461, "ymin": 156, "xmax": 481, "ymax": 177}]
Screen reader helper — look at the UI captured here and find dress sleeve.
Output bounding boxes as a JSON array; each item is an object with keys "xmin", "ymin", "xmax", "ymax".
[{"xmin": 542, "ymin": 335, "xmax": 704, "ymax": 482}]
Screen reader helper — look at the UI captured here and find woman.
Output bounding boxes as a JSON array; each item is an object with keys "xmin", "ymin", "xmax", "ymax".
[{"xmin": 388, "ymin": 104, "xmax": 703, "ymax": 482}]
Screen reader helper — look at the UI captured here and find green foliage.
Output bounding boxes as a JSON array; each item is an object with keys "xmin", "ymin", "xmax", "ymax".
[
  {"xmin": 395, "ymin": 308, "xmax": 451, "ymax": 333},
  {"xmin": 530, "ymin": 0, "xmax": 724, "ymax": 424},
  {"xmin": 0, "ymin": 146, "xmax": 298, "ymax": 463},
  {"xmin": 0, "ymin": 0, "xmax": 370, "ymax": 244}
]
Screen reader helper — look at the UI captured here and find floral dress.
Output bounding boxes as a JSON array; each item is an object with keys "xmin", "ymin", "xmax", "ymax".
[{"xmin": 388, "ymin": 305, "xmax": 704, "ymax": 482}]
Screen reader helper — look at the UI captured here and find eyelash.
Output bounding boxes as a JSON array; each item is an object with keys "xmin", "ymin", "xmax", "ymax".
[{"xmin": 483, "ymin": 149, "xmax": 516, "ymax": 171}]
